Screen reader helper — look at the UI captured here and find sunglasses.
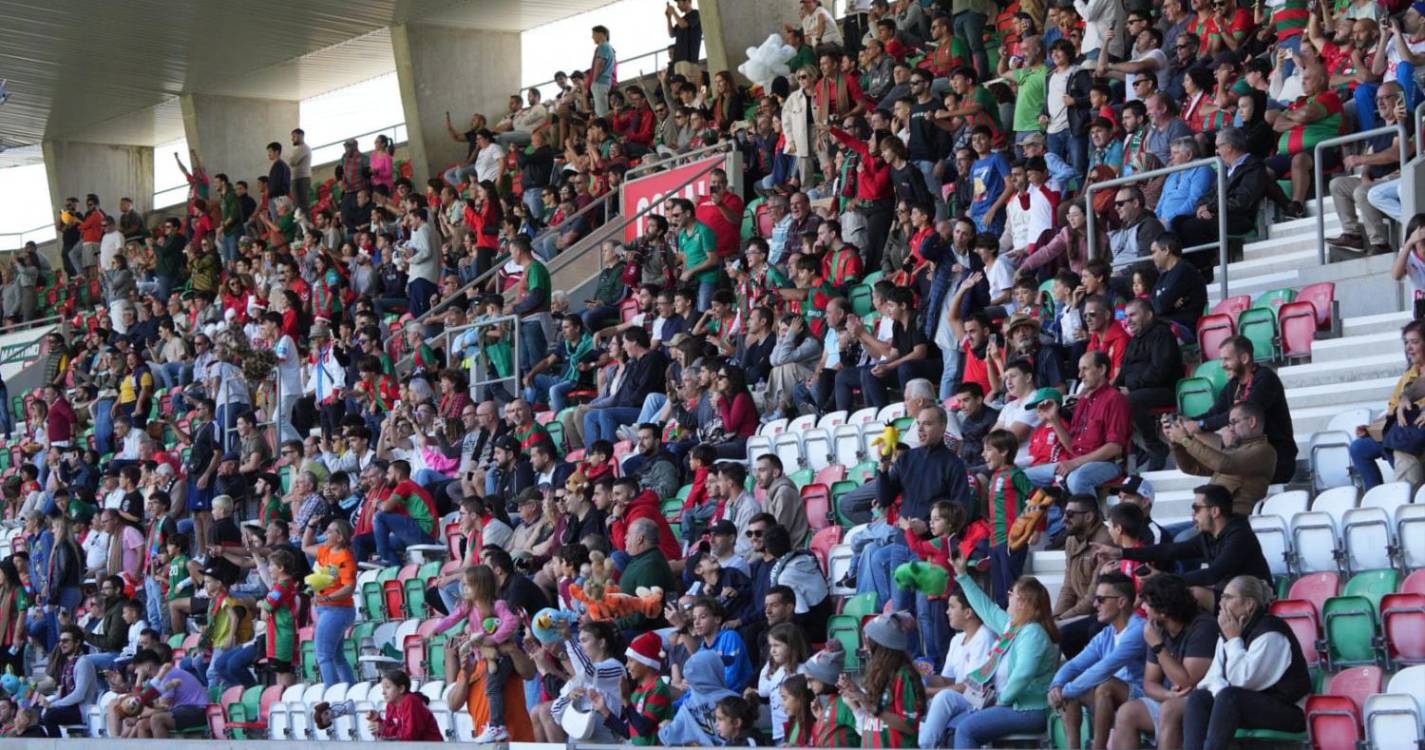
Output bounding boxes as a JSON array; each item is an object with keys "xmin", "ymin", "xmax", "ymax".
[
  {"xmin": 1115, "ymin": 199, "xmax": 1134, "ymax": 206},
  {"xmin": 745, "ymin": 529, "xmax": 764, "ymax": 538},
  {"xmin": 1093, "ymin": 595, "xmax": 1124, "ymax": 604}
]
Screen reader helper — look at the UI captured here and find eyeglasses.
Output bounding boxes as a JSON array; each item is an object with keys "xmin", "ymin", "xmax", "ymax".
[
  {"xmin": 1176, "ymin": 44, "xmax": 1192, "ymax": 50},
  {"xmin": 1093, "ymin": 595, "xmax": 1124, "ymax": 604},
  {"xmin": 1191, "ymin": 503, "xmax": 1208, "ymax": 512},
  {"xmin": 1114, "ymin": 199, "xmax": 1134, "ymax": 206},
  {"xmin": 745, "ymin": 529, "xmax": 764, "ymax": 538},
  {"xmin": 1063, "ymin": 508, "xmax": 1087, "ymax": 517},
  {"xmin": 58, "ymin": 637, "xmax": 75, "ymax": 644}
]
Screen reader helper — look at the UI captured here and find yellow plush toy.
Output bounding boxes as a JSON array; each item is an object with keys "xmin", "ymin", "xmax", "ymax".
[
  {"xmin": 304, "ymin": 564, "xmax": 337, "ymax": 592},
  {"xmin": 872, "ymin": 422, "xmax": 900, "ymax": 458}
]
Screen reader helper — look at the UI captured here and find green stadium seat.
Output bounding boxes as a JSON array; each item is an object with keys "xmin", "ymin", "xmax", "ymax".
[
  {"xmin": 850, "ymin": 284, "xmax": 875, "ymax": 317},
  {"xmin": 841, "ymin": 592, "xmax": 878, "ymax": 618},
  {"xmin": 827, "ymin": 614, "xmax": 862, "ymax": 671},
  {"xmin": 1176, "ymin": 378, "xmax": 1216, "ymax": 419},
  {"xmin": 1322, "ymin": 569, "xmax": 1400, "ymax": 668},
  {"xmin": 1253, "ymin": 287, "xmax": 1297, "ymax": 314},
  {"xmin": 789, "ymin": 467, "xmax": 814, "ymax": 489},
  {"xmin": 1193, "ymin": 359, "xmax": 1229, "ymax": 398},
  {"xmin": 403, "ymin": 577, "xmax": 427, "ymax": 618},
  {"xmin": 1237, "ymin": 308, "xmax": 1280, "ymax": 362}
]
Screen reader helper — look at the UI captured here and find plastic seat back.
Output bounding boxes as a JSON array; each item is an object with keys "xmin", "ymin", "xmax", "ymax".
[
  {"xmin": 1296, "ymin": 281, "xmax": 1336, "ymax": 329},
  {"xmin": 1326, "ymin": 407, "xmax": 1375, "ymax": 435},
  {"xmin": 1344, "ymin": 568, "xmax": 1401, "ymax": 610},
  {"xmin": 1399, "ymin": 506, "xmax": 1425, "ymax": 570},
  {"xmin": 744, "ymin": 434, "xmax": 772, "ymax": 465},
  {"xmin": 1253, "ymin": 287, "xmax": 1298, "ymax": 313},
  {"xmin": 1305, "ymin": 695, "xmax": 1362, "ymax": 750},
  {"xmin": 1193, "ymin": 358, "xmax": 1230, "ymax": 396},
  {"xmin": 1261, "ymin": 490, "xmax": 1311, "ymax": 519},
  {"xmin": 1312, "ymin": 486, "xmax": 1361, "ymax": 528},
  {"xmin": 1270, "ymin": 598, "xmax": 1322, "ymax": 669},
  {"xmin": 1238, "ymin": 307, "xmax": 1280, "ymax": 362},
  {"xmin": 774, "ymin": 431, "xmax": 805, "ymax": 470},
  {"xmin": 802, "ymin": 483, "xmax": 831, "ymax": 532},
  {"xmin": 1293, "ymin": 512, "xmax": 1344, "ymax": 573},
  {"xmin": 1322, "ymin": 593, "xmax": 1382, "ymax": 667},
  {"xmin": 1364, "ymin": 693, "xmax": 1423, "ymax": 750},
  {"xmin": 832, "ymin": 424, "xmax": 863, "ymax": 468},
  {"xmin": 760, "ymin": 418, "xmax": 788, "ymax": 437},
  {"xmin": 1310, "ymin": 431, "xmax": 1354, "ymax": 492},
  {"xmin": 1176, "ymin": 377, "xmax": 1216, "ymax": 419},
  {"xmin": 827, "ymin": 614, "xmax": 862, "ymax": 671},
  {"xmin": 1211, "ymin": 294, "xmax": 1253, "ymax": 324},
  {"xmin": 828, "ymin": 544, "xmax": 854, "ymax": 596},
  {"xmin": 1343, "ymin": 507, "xmax": 1396, "ymax": 573},
  {"xmin": 1328, "ymin": 665, "xmax": 1384, "ymax": 712},
  {"xmin": 1279, "ymin": 301, "xmax": 1317, "ymax": 360},
  {"xmin": 810, "ymin": 526, "xmax": 843, "ymax": 574},
  {"xmin": 1289, "ymin": 572, "xmax": 1343, "ymax": 617},
  {"xmin": 817, "ymin": 411, "xmax": 849, "ymax": 430},
  {"xmin": 804, "ymin": 428, "xmax": 833, "ymax": 471},
  {"xmin": 814, "ymin": 464, "xmax": 847, "ymax": 487},
  {"xmin": 1197, "ymin": 313, "xmax": 1236, "ymax": 360},
  {"xmin": 1251, "ymin": 515, "xmax": 1292, "ymax": 576},
  {"xmin": 788, "ymin": 414, "xmax": 818, "ymax": 433},
  {"xmin": 1382, "ymin": 593, "xmax": 1425, "ymax": 666},
  {"xmin": 847, "ymin": 407, "xmax": 879, "ymax": 426}
]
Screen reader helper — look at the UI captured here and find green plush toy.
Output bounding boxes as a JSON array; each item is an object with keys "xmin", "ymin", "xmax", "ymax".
[{"xmin": 893, "ymin": 561, "xmax": 949, "ymax": 597}]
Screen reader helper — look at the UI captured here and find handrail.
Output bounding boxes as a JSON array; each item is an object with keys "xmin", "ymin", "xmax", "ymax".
[
  {"xmin": 586, "ymin": 151, "xmax": 733, "ymax": 276},
  {"xmin": 531, "ymin": 185, "xmax": 619, "ymax": 248},
  {"xmin": 445, "ymin": 317, "xmax": 520, "ymax": 399},
  {"xmin": 1085, "ymin": 156, "xmax": 1229, "ymax": 300},
  {"xmin": 526, "ymin": 47, "xmax": 673, "ymax": 98},
  {"xmin": 1417, "ymin": 100, "xmax": 1425, "ymax": 159},
  {"xmin": 1314, "ymin": 123, "xmax": 1408, "ymax": 264},
  {"xmin": 625, "ymin": 141, "xmax": 732, "ymax": 179}
]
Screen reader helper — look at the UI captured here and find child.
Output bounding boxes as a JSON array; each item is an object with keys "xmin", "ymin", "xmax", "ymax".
[
  {"xmin": 680, "ymin": 443, "xmax": 718, "ymax": 543},
  {"xmin": 1131, "ymin": 266, "xmax": 1158, "ymax": 301},
  {"xmin": 549, "ymin": 619, "xmax": 626, "ymax": 744},
  {"xmin": 1002, "ymin": 276, "xmax": 1041, "ymax": 319},
  {"xmin": 580, "ymin": 440, "xmax": 616, "ymax": 484},
  {"xmin": 1049, "ymin": 269, "xmax": 1083, "ymax": 348},
  {"xmin": 258, "ymin": 548, "xmax": 301, "ymax": 688},
  {"xmin": 714, "ymin": 695, "xmax": 764, "ymax": 746},
  {"xmin": 838, "ymin": 613, "xmax": 925, "ymax": 748},
  {"xmin": 683, "ymin": 551, "xmax": 751, "ymax": 618},
  {"xmin": 164, "ymin": 534, "xmax": 192, "ymax": 633},
  {"xmin": 589, "ymin": 631, "xmax": 673, "ymax": 745},
  {"xmin": 551, "ymin": 543, "xmax": 589, "ymax": 613},
  {"xmin": 432, "ymin": 566, "xmax": 518, "ymax": 742},
  {"xmin": 781, "ymin": 673, "xmax": 817, "ymax": 747},
  {"xmin": 900, "ymin": 500, "xmax": 979, "ymax": 668},
  {"xmin": 799, "ymin": 646, "xmax": 860, "ymax": 747},
  {"xmin": 750, "ymin": 622, "xmax": 809, "ymax": 744},
  {"xmin": 982, "ymin": 428, "xmax": 1035, "ymax": 607}
]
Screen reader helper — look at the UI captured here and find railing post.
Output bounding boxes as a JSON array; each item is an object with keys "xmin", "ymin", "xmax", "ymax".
[
  {"xmin": 1085, "ymin": 157, "xmax": 1224, "ymax": 286},
  {"xmin": 1217, "ymin": 160, "xmax": 1228, "ymax": 301},
  {"xmin": 1314, "ymin": 124, "xmax": 1409, "ymax": 265}
]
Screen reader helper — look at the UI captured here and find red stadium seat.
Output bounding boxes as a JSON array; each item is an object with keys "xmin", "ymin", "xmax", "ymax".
[
  {"xmin": 802, "ymin": 483, "xmax": 831, "ymax": 531},
  {"xmin": 756, "ymin": 204, "xmax": 774, "ymax": 237},
  {"xmin": 403, "ymin": 633, "xmax": 427, "ymax": 678},
  {"xmin": 1296, "ymin": 282, "xmax": 1337, "ymax": 331},
  {"xmin": 1197, "ymin": 314, "xmax": 1235, "ymax": 361},
  {"xmin": 1400, "ymin": 569, "xmax": 1425, "ymax": 595},
  {"xmin": 1211, "ymin": 295, "xmax": 1253, "ymax": 325},
  {"xmin": 810, "ymin": 526, "xmax": 843, "ymax": 575},
  {"xmin": 1305, "ymin": 667, "xmax": 1381, "ymax": 750},
  {"xmin": 619, "ymin": 297, "xmax": 641, "ymax": 323},
  {"xmin": 1279, "ymin": 301, "xmax": 1318, "ymax": 361},
  {"xmin": 1289, "ymin": 572, "xmax": 1342, "ymax": 617},
  {"xmin": 1381, "ymin": 593, "xmax": 1425, "ymax": 666},
  {"xmin": 814, "ymin": 464, "xmax": 847, "ymax": 487},
  {"xmin": 382, "ymin": 579, "xmax": 406, "ymax": 620},
  {"xmin": 1270, "ymin": 598, "xmax": 1323, "ymax": 669}
]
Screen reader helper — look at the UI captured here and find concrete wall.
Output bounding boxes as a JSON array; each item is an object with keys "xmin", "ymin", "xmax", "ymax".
[
  {"xmin": 180, "ymin": 93, "xmax": 301, "ymax": 191},
  {"xmin": 700, "ymin": 0, "xmax": 801, "ymax": 77},
  {"xmin": 40, "ymin": 140, "xmax": 155, "ymax": 218},
  {"xmin": 391, "ymin": 23, "xmax": 520, "ymax": 186}
]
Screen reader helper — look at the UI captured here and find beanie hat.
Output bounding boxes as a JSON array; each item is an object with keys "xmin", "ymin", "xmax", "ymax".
[
  {"xmin": 799, "ymin": 643, "xmax": 845, "ymax": 685},
  {"xmin": 626, "ymin": 631, "xmax": 664, "ymax": 670},
  {"xmin": 864, "ymin": 612, "xmax": 911, "ymax": 651}
]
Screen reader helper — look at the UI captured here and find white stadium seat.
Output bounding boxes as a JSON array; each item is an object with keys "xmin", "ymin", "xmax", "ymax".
[
  {"xmin": 803, "ymin": 428, "xmax": 833, "ymax": 471},
  {"xmin": 1309, "ymin": 431, "xmax": 1354, "ymax": 491},
  {"xmin": 832, "ymin": 424, "xmax": 864, "ymax": 468},
  {"xmin": 1343, "ymin": 482, "xmax": 1413, "ymax": 572},
  {"xmin": 774, "ymin": 431, "xmax": 805, "ymax": 470}
]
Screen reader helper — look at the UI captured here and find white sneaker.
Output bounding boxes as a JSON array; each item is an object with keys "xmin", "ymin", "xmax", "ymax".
[{"xmin": 474, "ymin": 724, "xmax": 510, "ymax": 742}]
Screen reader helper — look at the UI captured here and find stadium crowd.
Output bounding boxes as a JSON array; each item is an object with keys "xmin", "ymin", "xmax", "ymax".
[{"xmin": 0, "ymin": 0, "xmax": 1420, "ymax": 746}]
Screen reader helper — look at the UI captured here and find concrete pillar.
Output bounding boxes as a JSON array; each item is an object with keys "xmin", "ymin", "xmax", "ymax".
[
  {"xmin": 41, "ymin": 140, "xmax": 156, "ymax": 218},
  {"xmin": 700, "ymin": 0, "xmax": 801, "ymax": 79},
  {"xmin": 179, "ymin": 93, "xmax": 300, "ymax": 189},
  {"xmin": 391, "ymin": 23, "xmax": 521, "ymax": 186}
]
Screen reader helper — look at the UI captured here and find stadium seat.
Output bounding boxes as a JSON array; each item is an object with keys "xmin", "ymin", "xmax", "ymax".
[
  {"xmin": 802, "ymin": 483, "xmax": 832, "ymax": 531},
  {"xmin": 814, "ymin": 464, "xmax": 846, "ymax": 487},
  {"xmin": 788, "ymin": 413, "xmax": 817, "ymax": 433},
  {"xmin": 1271, "ymin": 597, "xmax": 1324, "ymax": 670},
  {"xmin": 848, "ymin": 407, "xmax": 879, "ymax": 426},
  {"xmin": 849, "ymin": 284, "xmax": 875, "ymax": 317},
  {"xmin": 1176, "ymin": 377, "xmax": 1216, "ymax": 419},
  {"xmin": 745, "ymin": 434, "xmax": 772, "ymax": 465},
  {"xmin": 1322, "ymin": 570, "xmax": 1400, "ymax": 669},
  {"xmin": 817, "ymin": 410, "xmax": 849, "ymax": 430},
  {"xmin": 1211, "ymin": 294, "xmax": 1253, "ymax": 324},
  {"xmin": 774, "ymin": 431, "xmax": 805, "ymax": 470},
  {"xmin": 1397, "ymin": 504, "xmax": 1425, "ymax": 570},
  {"xmin": 1296, "ymin": 281, "xmax": 1337, "ymax": 331},
  {"xmin": 1342, "ymin": 482, "xmax": 1412, "ymax": 573},
  {"xmin": 618, "ymin": 297, "xmax": 640, "ymax": 323},
  {"xmin": 1293, "ymin": 487, "xmax": 1358, "ymax": 573},
  {"xmin": 1251, "ymin": 515, "xmax": 1293, "ymax": 577},
  {"xmin": 1253, "ymin": 287, "xmax": 1298, "ymax": 313},
  {"xmin": 1237, "ymin": 307, "xmax": 1280, "ymax": 362},
  {"xmin": 1381, "ymin": 590, "xmax": 1425, "ymax": 667},
  {"xmin": 1310, "ymin": 431, "xmax": 1354, "ymax": 492},
  {"xmin": 1193, "ymin": 358, "xmax": 1229, "ymax": 397},
  {"xmin": 828, "ymin": 544, "xmax": 854, "ymax": 596},
  {"xmin": 1307, "ymin": 665, "xmax": 1382, "ymax": 750},
  {"xmin": 1279, "ymin": 301, "xmax": 1317, "ymax": 361},
  {"xmin": 827, "ymin": 614, "xmax": 862, "ymax": 671},
  {"xmin": 1196, "ymin": 313, "xmax": 1235, "ymax": 360},
  {"xmin": 1290, "ymin": 572, "xmax": 1343, "ymax": 619},
  {"xmin": 803, "ymin": 428, "xmax": 833, "ymax": 471},
  {"xmin": 810, "ymin": 526, "xmax": 843, "ymax": 574},
  {"xmin": 832, "ymin": 424, "xmax": 863, "ymax": 468}
]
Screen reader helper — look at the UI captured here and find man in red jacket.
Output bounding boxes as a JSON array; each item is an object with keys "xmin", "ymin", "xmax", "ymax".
[{"xmin": 609, "ymin": 477, "xmax": 681, "ymax": 560}]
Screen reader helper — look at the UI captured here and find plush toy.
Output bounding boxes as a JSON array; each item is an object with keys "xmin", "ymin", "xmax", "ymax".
[
  {"xmin": 894, "ymin": 560, "xmax": 950, "ymax": 597},
  {"xmin": 569, "ymin": 552, "xmax": 666, "ymax": 621},
  {"xmin": 566, "ymin": 469, "xmax": 590, "ymax": 500},
  {"xmin": 304, "ymin": 564, "xmax": 337, "ymax": 593},
  {"xmin": 871, "ymin": 422, "xmax": 900, "ymax": 459},
  {"xmin": 531, "ymin": 608, "xmax": 580, "ymax": 644},
  {"xmin": 1, "ymin": 667, "xmax": 32, "ymax": 706},
  {"xmin": 737, "ymin": 34, "xmax": 796, "ymax": 91},
  {"xmin": 1009, "ymin": 489, "xmax": 1055, "ymax": 551}
]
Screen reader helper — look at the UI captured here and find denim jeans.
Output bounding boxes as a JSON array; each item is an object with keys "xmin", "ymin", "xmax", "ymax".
[
  {"xmin": 583, "ymin": 406, "xmax": 641, "ymax": 445},
  {"xmin": 0, "ymin": 383, "xmax": 12, "ymax": 439},
  {"xmin": 914, "ymin": 159, "xmax": 948, "ymax": 220},
  {"xmin": 315, "ymin": 605, "xmax": 357, "ymax": 686},
  {"xmin": 939, "ymin": 344, "xmax": 962, "ymax": 401},
  {"xmin": 519, "ymin": 320, "xmax": 547, "ymax": 377},
  {"xmin": 1349, "ymin": 436, "xmax": 1388, "ymax": 490},
  {"xmin": 922, "ymin": 688, "xmax": 975, "ymax": 747},
  {"xmin": 444, "ymin": 163, "xmax": 480, "ymax": 188},
  {"xmin": 917, "ymin": 593, "xmax": 949, "ymax": 670},
  {"xmin": 637, "ymin": 392, "xmax": 669, "ymax": 424},
  {"xmin": 153, "ymin": 361, "xmax": 190, "ymax": 391},
  {"xmin": 990, "ymin": 543, "xmax": 1028, "ymax": 608},
  {"xmin": 373, "ymin": 511, "xmax": 436, "ymax": 566},
  {"xmin": 495, "ymin": 131, "xmax": 533, "ymax": 148},
  {"xmin": 145, "ymin": 576, "xmax": 167, "ymax": 636},
  {"xmin": 855, "ymin": 535, "xmax": 916, "ymax": 614},
  {"xmin": 207, "ymin": 645, "xmax": 237, "ymax": 691},
  {"xmin": 696, "ymin": 280, "xmax": 716, "ymax": 313},
  {"xmin": 592, "ymin": 82, "xmax": 612, "ymax": 117},
  {"xmin": 95, "ymin": 398, "xmax": 116, "ymax": 455},
  {"xmin": 221, "ymin": 233, "xmax": 239, "ymax": 265},
  {"xmin": 212, "ymin": 642, "xmax": 259, "ymax": 689},
  {"xmin": 408, "ymin": 277, "xmax": 436, "ymax": 318},
  {"xmin": 525, "ymin": 374, "xmax": 576, "ymax": 413},
  {"xmin": 949, "ymin": 706, "xmax": 1048, "ymax": 748},
  {"xmin": 953, "ymin": 11, "xmax": 989, "ymax": 79},
  {"xmin": 1367, "ymin": 179, "xmax": 1403, "ymax": 223},
  {"xmin": 1025, "ymin": 461, "xmax": 1121, "ymax": 536}
]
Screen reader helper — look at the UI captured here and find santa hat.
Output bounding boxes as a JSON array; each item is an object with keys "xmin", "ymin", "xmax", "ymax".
[{"xmin": 626, "ymin": 631, "xmax": 663, "ymax": 670}]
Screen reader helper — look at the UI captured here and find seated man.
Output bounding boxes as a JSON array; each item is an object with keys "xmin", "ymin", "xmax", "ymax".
[
  {"xmin": 1170, "ymin": 127, "xmax": 1266, "ymax": 264},
  {"xmin": 841, "ymin": 286, "xmax": 938, "ymax": 409},
  {"xmin": 371, "ymin": 460, "xmax": 438, "ymax": 566},
  {"xmin": 1095, "ymin": 483, "xmax": 1272, "ymax": 611},
  {"xmin": 1025, "ymin": 351, "xmax": 1130, "ymax": 499},
  {"xmin": 1117, "ymin": 299, "xmax": 1183, "ymax": 471},
  {"xmin": 1112, "ymin": 573, "xmax": 1219, "ymax": 750},
  {"xmin": 1165, "ymin": 401, "xmax": 1276, "ymax": 516},
  {"xmin": 1048, "ymin": 572, "xmax": 1147, "ymax": 750},
  {"xmin": 1183, "ymin": 575, "xmax": 1311, "ymax": 750}
]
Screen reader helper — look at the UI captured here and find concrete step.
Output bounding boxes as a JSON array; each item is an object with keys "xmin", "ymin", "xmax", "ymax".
[
  {"xmin": 1343, "ymin": 310, "xmax": 1413, "ymax": 337},
  {"xmin": 1208, "ymin": 269, "xmax": 1304, "ymax": 305},
  {"xmin": 1284, "ymin": 378, "xmax": 1396, "ymax": 410},
  {"xmin": 1278, "ymin": 352, "xmax": 1405, "ymax": 389},
  {"xmin": 1287, "ymin": 399, "xmax": 1389, "ymax": 434},
  {"xmin": 1213, "ymin": 248, "xmax": 1319, "ymax": 278},
  {"xmin": 1267, "ymin": 212, "xmax": 1341, "ymax": 240},
  {"xmin": 1309, "ymin": 331, "xmax": 1404, "ymax": 363},
  {"xmin": 1243, "ymin": 231, "xmax": 1337, "ymax": 260}
]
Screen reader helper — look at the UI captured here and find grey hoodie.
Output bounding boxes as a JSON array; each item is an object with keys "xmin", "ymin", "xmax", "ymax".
[{"xmin": 659, "ymin": 649, "xmax": 737, "ymax": 746}]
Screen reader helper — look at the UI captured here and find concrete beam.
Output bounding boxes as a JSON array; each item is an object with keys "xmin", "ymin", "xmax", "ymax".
[
  {"xmin": 700, "ymin": 0, "xmax": 801, "ymax": 78},
  {"xmin": 391, "ymin": 23, "xmax": 520, "ymax": 186},
  {"xmin": 180, "ymin": 93, "xmax": 300, "ymax": 190},
  {"xmin": 41, "ymin": 140, "xmax": 155, "ymax": 219}
]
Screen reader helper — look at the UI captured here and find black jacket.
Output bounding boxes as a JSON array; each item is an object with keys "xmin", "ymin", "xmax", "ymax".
[
  {"xmin": 1122, "ymin": 514, "xmax": 1271, "ymax": 591},
  {"xmin": 1197, "ymin": 154, "xmax": 1268, "ymax": 233},
  {"xmin": 612, "ymin": 348, "xmax": 669, "ymax": 408},
  {"xmin": 1201, "ymin": 364, "xmax": 1298, "ymax": 484},
  {"xmin": 1117, "ymin": 319, "xmax": 1184, "ymax": 391}
]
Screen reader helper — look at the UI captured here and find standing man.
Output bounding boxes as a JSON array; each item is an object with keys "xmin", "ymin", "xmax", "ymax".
[
  {"xmin": 666, "ymin": 0, "xmax": 703, "ymax": 81},
  {"xmin": 695, "ymin": 169, "xmax": 745, "ymax": 261},
  {"xmin": 289, "ymin": 129, "xmax": 312, "ymax": 211},
  {"xmin": 265, "ymin": 142, "xmax": 291, "ymax": 219},
  {"xmin": 215, "ymin": 174, "xmax": 242, "ymax": 266},
  {"xmin": 336, "ymin": 139, "xmax": 370, "ymax": 237},
  {"xmin": 77, "ymin": 194, "xmax": 106, "ymax": 281},
  {"xmin": 404, "ymin": 209, "xmax": 439, "ymax": 317},
  {"xmin": 667, "ymin": 198, "xmax": 720, "ymax": 312},
  {"xmin": 590, "ymin": 25, "xmax": 617, "ymax": 118},
  {"xmin": 509, "ymin": 236, "xmax": 553, "ymax": 379},
  {"xmin": 263, "ymin": 312, "xmax": 303, "ymax": 444}
]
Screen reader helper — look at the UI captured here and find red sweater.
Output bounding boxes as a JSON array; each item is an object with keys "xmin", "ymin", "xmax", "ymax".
[
  {"xmin": 612, "ymin": 489, "xmax": 682, "ymax": 560},
  {"xmin": 718, "ymin": 392, "xmax": 758, "ymax": 438},
  {"xmin": 379, "ymin": 692, "xmax": 443, "ymax": 741}
]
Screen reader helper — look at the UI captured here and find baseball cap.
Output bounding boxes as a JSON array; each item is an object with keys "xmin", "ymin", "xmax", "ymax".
[
  {"xmin": 709, "ymin": 520, "xmax": 738, "ymax": 537},
  {"xmin": 1024, "ymin": 387, "xmax": 1064, "ymax": 408},
  {"xmin": 1119, "ymin": 475, "xmax": 1155, "ymax": 503}
]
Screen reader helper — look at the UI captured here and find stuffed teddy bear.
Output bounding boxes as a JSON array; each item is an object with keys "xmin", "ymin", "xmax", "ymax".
[{"xmin": 568, "ymin": 551, "xmax": 665, "ymax": 621}]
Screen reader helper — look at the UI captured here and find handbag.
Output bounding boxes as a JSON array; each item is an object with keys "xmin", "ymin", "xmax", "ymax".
[
  {"xmin": 963, "ymin": 679, "xmax": 997, "ymax": 710},
  {"xmin": 697, "ymin": 415, "xmax": 729, "ymax": 445}
]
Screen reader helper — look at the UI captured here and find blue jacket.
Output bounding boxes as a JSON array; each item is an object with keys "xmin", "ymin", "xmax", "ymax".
[
  {"xmin": 877, "ymin": 441, "xmax": 973, "ymax": 521},
  {"xmin": 920, "ymin": 232, "xmax": 985, "ymax": 342},
  {"xmin": 1156, "ymin": 165, "xmax": 1213, "ymax": 226},
  {"xmin": 1051, "ymin": 614, "xmax": 1148, "ymax": 698}
]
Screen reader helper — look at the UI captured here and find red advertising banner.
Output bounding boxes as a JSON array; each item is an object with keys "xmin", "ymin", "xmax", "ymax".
[{"xmin": 620, "ymin": 154, "xmax": 725, "ymax": 242}]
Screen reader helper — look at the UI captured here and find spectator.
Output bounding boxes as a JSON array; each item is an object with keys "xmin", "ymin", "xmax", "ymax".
[
  {"xmin": 1098, "ymin": 483, "xmax": 1271, "ymax": 611},
  {"xmin": 616, "ymin": 517, "xmax": 675, "ymax": 633},
  {"xmin": 1167, "ymin": 401, "xmax": 1277, "ymax": 515},
  {"xmin": 1156, "ymin": 138, "xmax": 1214, "ymax": 227},
  {"xmin": 1048, "ymin": 572, "xmax": 1147, "ymax": 750},
  {"xmin": 1107, "ymin": 186, "xmax": 1164, "ymax": 281},
  {"xmin": 524, "ymin": 314, "xmax": 595, "ymax": 413},
  {"xmin": 754, "ymin": 454, "xmax": 811, "ymax": 547},
  {"xmin": 1112, "ymin": 573, "xmax": 1219, "ymax": 750},
  {"xmin": 839, "ymin": 286, "xmax": 936, "ymax": 409},
  {"xmin": 1149, "ymin": 232, "xmax": 1208, "ymax": 338},
  {"xmin": 1199, "ymin": 335, "xmax": 1298, "ymax": 484},
  {"xmin": 1349, "ymin": 319, "xmax": 1425, "ymax": 488},
  {"xmin": 761, "ymin": 525, "xmax": 831, "ymax": 642},
  {"xmin": 1172, "ymin": 127, "xmax": 1268, "ymax": 254},
  {"xmin": 583, "ymin": 328, "xmax": 667, "ymax": 444},
  {"xmin": 1182, "ymin": 576, "xmax": 1311, "ymax": 750},
  {"xmin": 1054, "ymin": 494, "xmax": 1116, "ymax": 655},
  {"xmin": 37, "ymin": 625, "xmax": 99, "ymax": 737},
  {"xmin": 1118, "ymin": 299, "xmax": 1184, "ymax": 470},
  {"xmin": 302, "ymin": 518, "xmax": 358, "ymax": 687},
  {"xmin": 1024, "ymin": 351, "xmax": 1131, "ymax": 497},
  {"xmin": 1328, "ymin": 80, "xmax": 1407, "ymax": 256}
]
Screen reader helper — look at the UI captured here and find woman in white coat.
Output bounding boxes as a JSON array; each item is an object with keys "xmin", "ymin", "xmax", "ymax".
[{"xmin": 780, "ymin": 65, "xmax": 821, "ymax": 190}]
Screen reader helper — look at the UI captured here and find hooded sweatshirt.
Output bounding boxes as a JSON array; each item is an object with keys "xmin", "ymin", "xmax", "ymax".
[
  {"xmin": 611, "ymin": 489, "xmax": 682, "ymax": 560},
  {"xmin": 659, "ymin": 650, "xmax": 739, "ymax": 747}
]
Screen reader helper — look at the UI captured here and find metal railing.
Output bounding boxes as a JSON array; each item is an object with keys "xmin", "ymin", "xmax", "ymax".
[
  {"xmin": 625, "ymin": 141, "xmax": 732, "ymax": 179},
  {"xmin": 526, "ymin": 46, "xmax": 697, "ymax": 100},
  {"xmin": 1416, "ymin": 100, "xmax": 1425, "ymax": 159},
  {"xmin": 1315, "ymin": 123, "xmax": 1409, "ymax": 264},
  {"xmin": 1085, "ymin": 156, "xmax": 1230, "ymax": 300},
  {"xmin": 443, "ymin": 317, "xmax": 520, "ymax": 400}
]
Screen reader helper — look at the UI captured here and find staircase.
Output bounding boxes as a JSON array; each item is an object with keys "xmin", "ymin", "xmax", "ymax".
[{"xmin": 1028, "ymin": 202, "xmax": 1411, "ymax": 599}]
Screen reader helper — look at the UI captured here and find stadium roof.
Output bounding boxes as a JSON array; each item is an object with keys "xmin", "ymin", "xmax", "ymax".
[{"xmin": 0, "ymin": 0, "xmax": 616, "ymax": 151}]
